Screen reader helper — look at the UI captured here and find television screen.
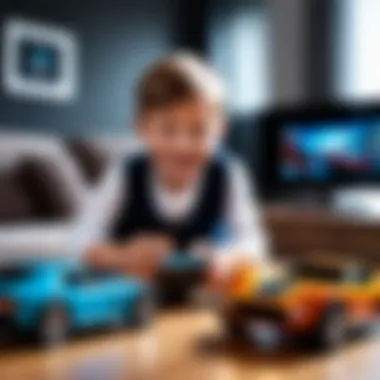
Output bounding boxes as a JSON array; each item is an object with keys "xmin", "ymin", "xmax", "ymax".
[{"xmin": 279, "ymin": 119, "xmax": 380, "ymax": 182}]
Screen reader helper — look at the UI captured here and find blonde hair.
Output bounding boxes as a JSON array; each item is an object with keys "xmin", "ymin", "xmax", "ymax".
[{"xmin": 136, "ymin": 52, "xmax": 225, "ymax": 115}]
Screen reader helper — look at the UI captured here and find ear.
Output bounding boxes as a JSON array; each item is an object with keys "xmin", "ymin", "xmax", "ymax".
[
  {"xmin": 216, "ymin": 110, "xmax": 228, "ymax": 140},
  {"xmin": 135, "ymin": 114, "xmax": 149, "ymax": 139}
]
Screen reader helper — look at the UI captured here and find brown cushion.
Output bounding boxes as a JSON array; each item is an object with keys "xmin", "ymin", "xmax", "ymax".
[
  {"xmin": 0, "ymin": 169, "xmax": 35, "ymax": 223},
  {"xmin": 66, "ymin": 140, "xmax": 109, "ymax": 185},
  {"xmin": 16, "ymin": 156, "xmax": 77, "ymax": 220}
]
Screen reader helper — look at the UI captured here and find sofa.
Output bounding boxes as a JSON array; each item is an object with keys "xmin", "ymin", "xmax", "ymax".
[{"xmin": 0, "ymin": 133, "xmax": 137, "ymax": 262}]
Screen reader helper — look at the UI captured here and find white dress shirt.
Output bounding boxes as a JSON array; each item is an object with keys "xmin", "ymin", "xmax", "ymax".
[{"xmin": 70, "ymin": 154, "xmax": 268, "ymax": 261}]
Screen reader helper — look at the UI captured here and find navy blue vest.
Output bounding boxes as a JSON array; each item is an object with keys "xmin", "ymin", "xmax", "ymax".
[{"xmin": 110, "ymin": 154, "xmax": 228, "ymax": 249}]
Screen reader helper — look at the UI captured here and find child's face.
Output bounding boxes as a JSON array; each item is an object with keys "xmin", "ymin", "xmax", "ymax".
[{"xmin": 139, "ymin": 97, "xmax": 225, "ymax": 188}]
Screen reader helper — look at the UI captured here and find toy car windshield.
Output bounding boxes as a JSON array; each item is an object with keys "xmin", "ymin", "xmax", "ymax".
[
  {"xmin": 0, "ymin": 265, "xmax": 32, "ymax": 281},
  {"xmin": 161, "ymin": 254, "xmax": 204, "ymax": 271},
  {"xmin": 259, "ymin": 277, "xmax": 290, "ymax": 296},
  {"xmin": 66, "ymin": 268, "xmax": 121, "ymax": 285}
]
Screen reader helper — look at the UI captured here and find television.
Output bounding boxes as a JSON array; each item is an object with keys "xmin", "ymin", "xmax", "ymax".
[
  {"xmin": 280, "ymin": 120, "xmax": 380, "ymax": 182},
  {"xmin": 258, "ymin": 104, "xmax": 380, "ymax": 200}
]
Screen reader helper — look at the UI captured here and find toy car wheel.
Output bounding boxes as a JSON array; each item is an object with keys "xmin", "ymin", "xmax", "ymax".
[
  {"xmin": 129, "ymin": 295, "xmax": 155, "ymax": 329},
  {"xmin": 304, "ymin": 305, "xmax": 347, "ymax": 351},
  {"xmin": 37, "ymin": 305, "xmax": 69, "ymax": 347},
  {"xmin": 223, "ymin": 317, "xmax": 246, "ymax": 340}
]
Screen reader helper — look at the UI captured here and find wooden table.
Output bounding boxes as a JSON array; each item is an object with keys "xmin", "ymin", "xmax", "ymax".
[{"xmin": 1, "ymin": 308, "xmax": 380, "ymax": 380}]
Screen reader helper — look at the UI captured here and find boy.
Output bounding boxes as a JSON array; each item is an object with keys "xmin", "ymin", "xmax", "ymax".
[{"xmin": 73, "ymin": 53, "xmax": 267, "ymax": 278}]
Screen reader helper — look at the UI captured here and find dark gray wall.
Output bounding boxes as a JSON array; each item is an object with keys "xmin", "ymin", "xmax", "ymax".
[
  {"xmin": 268, "ymin": 0, "xmax": 339, "ymax": 105},
  {"xmin": 267, "ymin": 0, "xmax": 307, "ymax": 106},
  {"xmin": 0, "ymin": 0, "xmax": 182, "ymax": 135}
]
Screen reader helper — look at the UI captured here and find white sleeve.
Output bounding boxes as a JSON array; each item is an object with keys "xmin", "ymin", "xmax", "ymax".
[
  {"xmin": 220, "ymin": 159, "xmax": 269, "ymax": 261},
  {"xmin": 67, "ymin": 158, "xmax": 126, "ymax": 257}
]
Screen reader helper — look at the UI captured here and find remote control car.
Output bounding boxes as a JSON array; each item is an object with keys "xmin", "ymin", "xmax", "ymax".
[
  {"xmin": 0, "ymin": 259, "xmax": 153, "ymax": 346},
  {"xmin": 214, "ymin": 257, "xmax": 380, "ymax": 350},
  {"xmin": 157, "ymin": 253, "xmax": 207, "ymax": 303},
  {"xmin": 162, "ymin": 252, "xmax": 205, "ymax": 272}
]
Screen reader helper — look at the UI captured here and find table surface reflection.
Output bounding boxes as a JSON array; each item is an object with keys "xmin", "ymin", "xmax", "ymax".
[{"xmin": 1, "ymin": 309, "xmax": 380, "ymax": 380}]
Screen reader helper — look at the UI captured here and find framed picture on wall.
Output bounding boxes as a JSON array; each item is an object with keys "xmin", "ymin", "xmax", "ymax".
[{"xmin": 2, "ymin": 17, "xmax": 79, "ymax": 103}]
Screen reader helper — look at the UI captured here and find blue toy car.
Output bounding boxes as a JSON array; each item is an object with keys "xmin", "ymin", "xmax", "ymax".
[{"xmin": 0, "ymin": 259, "xmax": 153, "ymax": 346}]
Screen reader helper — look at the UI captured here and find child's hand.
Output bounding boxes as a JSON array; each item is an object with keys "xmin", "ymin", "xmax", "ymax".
[
  {"xmin": 86, "ymin": 234, "xmax": 173, "ymax": 279},
  {"xmin": 121, "ymin": 234, "xmax": 173, "ymax": 278},
  {"xmin": 125, "ymin": 233, "xmax": 172, "ymax": 257}
]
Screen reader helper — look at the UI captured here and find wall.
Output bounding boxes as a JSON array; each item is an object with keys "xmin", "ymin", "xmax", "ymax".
[
  {"xmin": 267, "ymin": 0, "xmax": 307, "ymax": 106},
  {"xmin": 0, "ymin": 0, "xmax": 181, "ymax": 135},
  {"xmin": 268, "ymin": 0, "xmax": 338, "ymax": 105}
]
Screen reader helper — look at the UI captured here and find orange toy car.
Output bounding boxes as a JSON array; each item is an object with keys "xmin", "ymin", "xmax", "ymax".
[{"xmin": 215, "ymin": 257, "xmax": 380, "ymax": 350}]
